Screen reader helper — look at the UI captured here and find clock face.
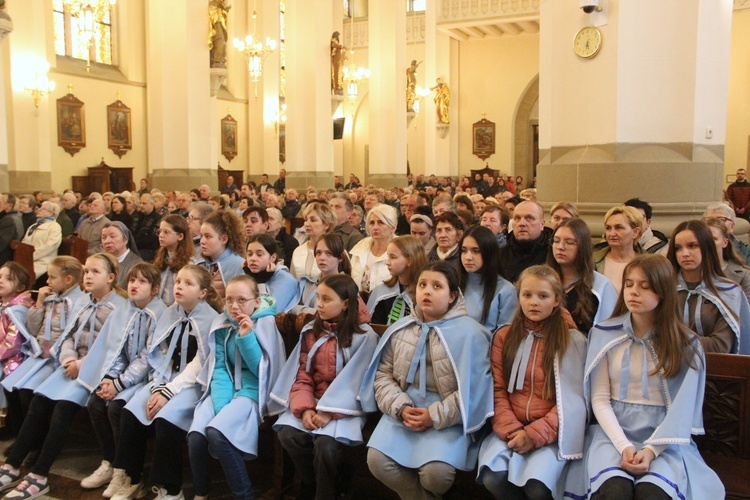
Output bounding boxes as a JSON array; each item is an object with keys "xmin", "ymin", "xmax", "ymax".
[{"xmin": 574, "ymin": 26, "xmax": 602, "ymax": 59}]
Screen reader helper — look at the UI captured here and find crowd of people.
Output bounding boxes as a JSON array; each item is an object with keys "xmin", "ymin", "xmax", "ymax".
[{"xmin": 0, "ymin": 169, "xmax": 746, "ymax": 500}]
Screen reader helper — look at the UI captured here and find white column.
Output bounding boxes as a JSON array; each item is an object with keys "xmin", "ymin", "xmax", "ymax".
[
  {"xmin": 284, "ymin": 0, "xmax": 334, "ymax": 190},
  {"xmin": 537, "ymin": 0, "xmax": 731, "ymax": 226},
  {"xmin": 423, "ymin": 1, "xmax": 451, "ymax": 177},
  {"xmin": 147, "ymin": 0, "xmax": 214, "ymax": 191},
  {"xmin": 368, "ymin": 0, "xmax": 406, "ymax": 186}
]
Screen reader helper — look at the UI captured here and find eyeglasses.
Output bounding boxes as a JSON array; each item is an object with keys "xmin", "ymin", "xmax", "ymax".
[
  {"xmin": 552, "ymin": 238, "xmax": 578, "ymax": 247},
  {"xmin": 224, "ymin": 297, "xmax": 257, "ymax": 307},
  {"xmin": 186, "ymin": 216, "xmax": 202, "ymax": 222},
  {"xmin": 714, "ymin": 216, "xmax": 730, "ymax": 223}
]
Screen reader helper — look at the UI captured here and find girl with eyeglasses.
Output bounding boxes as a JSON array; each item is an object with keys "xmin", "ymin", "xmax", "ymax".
[
  {"xmin": 188, "ymin": 275, "xmax": 286, "ymax": 500},
  {"xmin": 154, "ymin": 215, "xmax": 196, "ymax": 306},
  {"xmin": 548, "ymin": 218, "xmax": 619, "ymax": 335}
]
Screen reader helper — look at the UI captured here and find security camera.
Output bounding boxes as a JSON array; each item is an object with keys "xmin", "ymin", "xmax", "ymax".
[{"xmin": 579, "ymin": 0, "xmax": 601, "ymax": 14}]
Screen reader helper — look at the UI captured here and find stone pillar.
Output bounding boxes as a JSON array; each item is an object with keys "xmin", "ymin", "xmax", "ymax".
[
  {"xmin": 0, "ymin": 4, "xmax": 12, "ymax": 192},
  {"xmin": 148, "ymin": 0, "xmax": 215, "ymax": 192},
  {"xmin": 537, "ymin": 0, "xmax": 731, "ymax": 229},
  {"xmin": 423, "ymin": 1, "xmax": 452, "ymax": 177},
  {"xmin": 284, "ymin": 0, "xmax": 334, "ymax": 190},
  {"xmin": 368, "ymin": 0, "xmax": 406, "ymax": 187}
]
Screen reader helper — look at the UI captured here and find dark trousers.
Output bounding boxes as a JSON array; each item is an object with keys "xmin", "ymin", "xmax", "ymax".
[
  {"xmin": 113, "ymin": 409, "xmax": 185, "ymax": 493},
  {"xmin": 87, "ymin": 395, "xmax": 126, "ymax": 463},
  {"xmin": 593, "ymin": 477, "xmax": 671, "ymax": 500},
  {"xmin": 277, "ymin": 426, "xmax": 346, "ymax": 500},
  {"xmin": 7, "ymin": 394, "xmax": 80, "ymax": 477},
  {"xmin": 188, "ymin": 429, "xmax": 254, "ymax": 499},
  {"xmin": 482, "ymin": 471, "xmax": 552, "ymax": 500}
]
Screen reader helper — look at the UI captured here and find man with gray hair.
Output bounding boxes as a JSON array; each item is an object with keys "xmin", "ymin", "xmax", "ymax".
[
  {"xmin": 704, "ymin": 202, "xmax": 750, "ymax": 264},
  {"xmin": 78, "ymin": 198, "xmax": 110, "ymax": 255},
  {"xmin": 329, "ymin": 192, "xmax": 364, "ymax": 251},
  {"xmin": 267, "ymin": 207, "xmax": 298, "ymax": 265}
]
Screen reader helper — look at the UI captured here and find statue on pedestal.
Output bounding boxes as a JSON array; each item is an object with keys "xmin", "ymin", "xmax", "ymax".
[
  {"xmin": 331, "ymin": 31, "xmax": 346, "ymax": 95},
  {"xmin": 431, "ymin": 78, "xmax": 450, "ymax": 124},
  {"xmin": 406, "ymin": 60, "xmax": 422, "ymax": 112},
  {"xmin": 208, "ymin": 0, "xmax": 230, "ymax": 69}
]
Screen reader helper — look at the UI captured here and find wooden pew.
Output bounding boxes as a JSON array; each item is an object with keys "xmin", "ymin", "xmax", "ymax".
[
  {"xmin": 697, "ymin": 353, "xmax": 750, "ymax": 499},
  {"xmin": 10, "ymin": 240, "xmax": 36, "ymax": 285},
  {"xmin": 58, "ymin": 235, "xmax": 88, "ymax": 264}
]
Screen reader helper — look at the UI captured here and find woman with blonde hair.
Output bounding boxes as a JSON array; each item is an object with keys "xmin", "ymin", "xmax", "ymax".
[
  {"xmin": 549, "ymin": 201, "xmax": 579, "ymax": 230},
  {"xmin": 593, "ymin": 205, "xmax": 644, "ymax": 292},
  {"xmin": 350, "ymin": 203, "xmax": 399, "ymax": 293},
  {"xmin": 288, "ymin": 202, "xmax": 337, "ymax": 280}
]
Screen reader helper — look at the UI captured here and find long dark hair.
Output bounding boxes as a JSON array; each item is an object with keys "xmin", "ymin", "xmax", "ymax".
[
  {"xmin": 612, "ymin": 255, "xmax": 699, "ymax": 378},
  {"xmin": 459, "ymin": 225, "xmax": 500, "ymax": 323},
  {"xmin": 153, "ymin": 215, "xmax": 193, "ymax": 273},
  {"xmin": 315, "ymin": 233, "xmax": 352, "ymax": 276},
  {"xmin": 312, "ymin": 274, "xmax": 364, "ymax": 348},
  {"xmin": 502, "ymin": 265, "xmax": 569, "ymax": 399},
  {"xmin": 667, "ymin": 219, "xmax": 734, "ymax": 317},
  {"xmin": 547, "ymin": 218, "xmax": 596, "ymax": 328}
]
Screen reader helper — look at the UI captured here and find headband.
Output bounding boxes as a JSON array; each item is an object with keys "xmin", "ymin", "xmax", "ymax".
[{"xmin": 410, "ymin": 214, "xmax": 433, "ymax": 227}]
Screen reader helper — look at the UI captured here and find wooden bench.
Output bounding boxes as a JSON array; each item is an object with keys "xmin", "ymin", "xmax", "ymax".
[
  {"xmin": 697, "ymin": 352, "xmax": 750, "ymax": 499},
  {"xmin": 58, "ymin": 235, "xmax": 88, "ymax": 264},
  {"xmin": 10, "ymin": 240, "xmax": 36, "ymax": 285}
]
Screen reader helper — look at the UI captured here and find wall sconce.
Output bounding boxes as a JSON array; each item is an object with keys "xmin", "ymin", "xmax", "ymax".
[
  {"xmin": 24, "ymin": 63, "xmax": 56, "ymax": 113},
  {"xmin": 274, "ymin": 103, "xmax": 287, "ymax": 136}
]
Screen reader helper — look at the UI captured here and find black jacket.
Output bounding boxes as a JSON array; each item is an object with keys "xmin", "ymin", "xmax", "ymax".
[{"xmin": 498, "ymin": 226, "xmax": 553, "ymax": 283}]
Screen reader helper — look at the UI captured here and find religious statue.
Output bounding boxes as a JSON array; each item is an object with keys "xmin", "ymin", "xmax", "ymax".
[
  {"xmin": 208, "ymin": 0, "xmax": 230, "ymax": 69},
  {"xmin": 331, "ymin": 31, "xmax": 346, "ymax": 95},
  {"xmin": 406, "ymin": 60, "xmax": 422, "ymax": 112},
  {"xmin": 431, "ymin": 78, "xmax": 450, "ymax": 124}
]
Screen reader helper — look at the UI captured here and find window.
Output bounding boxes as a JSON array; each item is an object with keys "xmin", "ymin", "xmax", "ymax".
[
  {"xmin": 407, "ymin": 0, "xmax": 426, "ymax": 12},
  {"xmin": 53, "ymin": 0, "xmax": 114, "ymax": 65}
]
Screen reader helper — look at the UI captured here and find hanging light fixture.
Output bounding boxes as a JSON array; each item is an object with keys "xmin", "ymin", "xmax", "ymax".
[
  {"xmin": 342, "ymin": 10, "xmax": 369, "ymax": 103},
  {"xmin": 234, "ymin": 1, "xmax": 277, "ymax": 99},
  {"xmin": 63, "ymin": 0, "xmax": 116, "ymax": 70}
]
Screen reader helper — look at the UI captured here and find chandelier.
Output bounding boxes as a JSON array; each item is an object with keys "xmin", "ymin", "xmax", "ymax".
[
  {"xmin": 234, "ymin": 6, "xmax": 276, "ymax": 98},
  {"xmin": 343, "ymin": 13, "xmax": 369, "ymax": 103},
  {"xmin": 62, "ymin": 0, "xmax": 116, "ymax": 70}
]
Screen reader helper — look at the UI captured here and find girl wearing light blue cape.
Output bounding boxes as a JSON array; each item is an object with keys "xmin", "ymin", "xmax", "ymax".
[
  {"xmin": 195, "ymin": 210, "xmax": 246, "ymax": 299},
  {"xmin": 0, "ymin": 253, "xmax": 127, "ymax": 500},
  {"xmin": 366, "ymin": 235, "xmax": 426, "ymax": 325},
  {"xmin": 359, "ymin": 261, "xmax": 493, "ymax": 499},
  {"xmin": 78, "ymin": 263, "xmax": 166, "ymax": 497},
  {"xmin": 291, "ymin": 233, "xmax": 353, "ymax": 316},
  {"xmin": 459, "ymin": 226, "xmax": 518, "ymax": 332},
  {"xmin": 1, "ymin": 257, "xmax": 85, "ymax": 399},
  {"xmin": 0, "ymin": 263, "xmax": 34, "ymax": 427},
  {"xmin": 548, "ymin": 218, "xmax": 619, "ymax": 336},
  {"xmin": 477, "ymin": 265, "xmax": 586, "ymax": 499},
  {"xmin": 243, "ymin": 234, "xmax": 298, "ymax": 312},
  {"xmin": 272, "ymin": 274, "xmax": 378, "ymax": 500},
  {"xmin": 565, "ymin": 255, "xmax": 724, "ymax": 500},
  {"xmin": 109, "ymin": 265, "xmax": 221, "ymax": 500},
  {"xmin": 667, "ymin": 219, "xmax": 750, "ymax": 354},
  {"xmin": 188, "ymin": 275, "xmax": 286, "ymax": 500},
  {"xmin": 153, "ymin": 214, "xmax": 197, "ymax": 306}
]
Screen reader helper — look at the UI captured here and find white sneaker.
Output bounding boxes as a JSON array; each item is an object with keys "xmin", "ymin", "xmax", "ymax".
[
  {"xmin": 102, "ymin": 468, "xmax": 126, "ymax": 498},
  {"xmin": 80, "ymin": 460, "xmax": 113, "ymax": 489},
  {"xmin": 110, "ymin": 476, "xmax": 147, "ymax": 500},
  {"xmin": 151, "ymin": 486, "xmax": 185, "ymax": 500}
]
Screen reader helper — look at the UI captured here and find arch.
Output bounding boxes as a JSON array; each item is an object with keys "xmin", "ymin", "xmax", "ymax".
[{"xmin": 512, "ymin": 74, "xmax": 539, "ymax": 188}]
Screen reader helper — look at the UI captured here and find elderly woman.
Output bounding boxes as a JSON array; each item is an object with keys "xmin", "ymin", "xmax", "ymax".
[
  {"xmin": 593, "ymin": 205, "xmax": 643, "ymax": 292},
  {"xmin": 289, "ymin": 202, "xmax": 337, "ymax": 280},
  {"xmin": 100, "ymin": 221, "xmax": 143, "ymax": 288},
  {"xmin": 428, "ymin": 212, "xmax": 465, "ymax": 271},
  {"xmin": 22, "ymin": 201, "xmax": 63, "ymax": 289},
  {"xmin": 350, "ymin": 203, "xmax": 398, "ymax": 293}
]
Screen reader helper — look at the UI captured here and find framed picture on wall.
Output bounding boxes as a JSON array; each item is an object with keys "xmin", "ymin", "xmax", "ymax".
[
  {"xmin": 107, "ymin": 99, "xmax": 132, "ymax": 158},
  {"xmin": 57, "ymin": 91, "xmax": 86, "ymax": 157},
  {"xmin": 221, "ymin": 114, "xmax": 237, "ymax": 162},
  {"xmin": 472, "ymin": 117, "xmax": 495, "ymax": 161}
]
